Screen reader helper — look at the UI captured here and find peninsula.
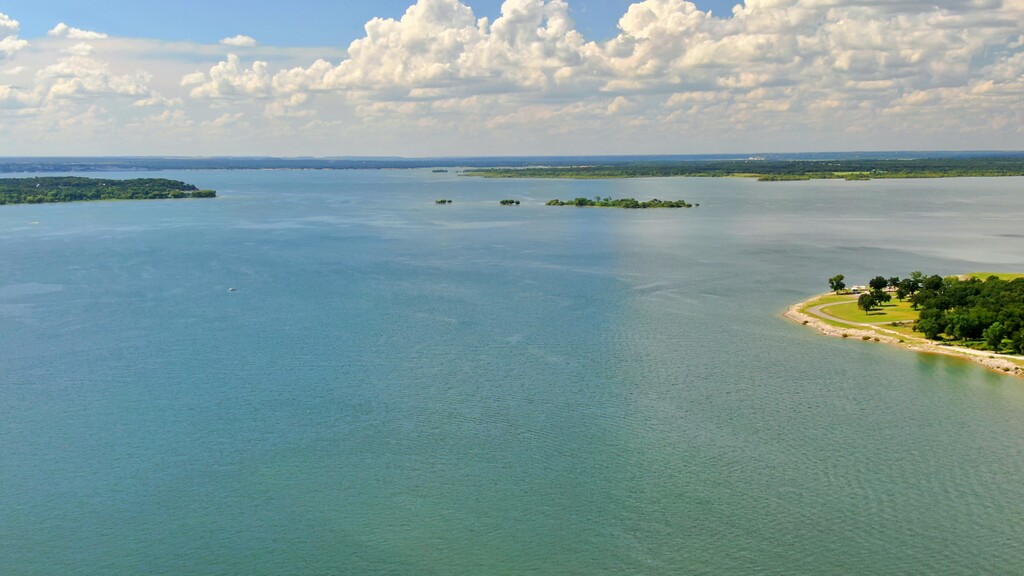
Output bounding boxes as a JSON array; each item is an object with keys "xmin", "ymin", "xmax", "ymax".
[
  {"xmin": 786, "ymin": 272, "xmax": 1024, "ymax": 379},
  {"xmin": 0, "ymin": 177, "xmax": 216, "ymax": 205}
]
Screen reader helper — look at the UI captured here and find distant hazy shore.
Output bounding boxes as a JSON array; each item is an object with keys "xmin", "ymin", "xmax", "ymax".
[{"xmin": 2, "ymin": 153, "xmax": 1023, "ymax": 175}]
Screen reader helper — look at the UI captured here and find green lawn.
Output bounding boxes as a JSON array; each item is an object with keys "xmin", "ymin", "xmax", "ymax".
[
  {"xmin": 883, "ymin": 324, "xmax": 920, "ymax": 338},
  {"xmin": 968, "ymin": 272, "xmax": 1024, "ymax": 281},
  {"xmin": 801, "ymin": 293, "xmax": 856, "ymax": 308},
  {"xmin": 820, "ymin": 298, "xmax": 920, "ymax": 324},
  {"xmin": 798, "ymin": 293, "xmax": 863, "ymax": 329}
]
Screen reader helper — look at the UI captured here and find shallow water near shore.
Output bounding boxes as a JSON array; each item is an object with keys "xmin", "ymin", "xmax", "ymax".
[{"xmin": 2, "ymin": 171, "xmax": 1024, "ymax": 574}]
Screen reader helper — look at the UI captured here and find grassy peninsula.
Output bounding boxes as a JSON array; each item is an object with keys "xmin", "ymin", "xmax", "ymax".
[
  {"xmin": 0, "ymin": 177, "xmax": 216, "ymax": 205},
  {"xmin": 788, "ymin": 272, "xmax": 1024, "ymax": 378},
  {"xmin": 464, "ymin": 157, "xmax": 1024, "ymax": 181}
]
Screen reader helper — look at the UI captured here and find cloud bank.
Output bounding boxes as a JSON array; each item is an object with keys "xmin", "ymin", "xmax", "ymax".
[{"xmin": 0, "ymin": 0, "xmax": 1021, "ymax": 155}]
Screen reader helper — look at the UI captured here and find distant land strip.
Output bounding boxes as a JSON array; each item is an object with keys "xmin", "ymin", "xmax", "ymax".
[
  {"xmin": 462, "ymin": 157, "xmax": 1024, "ymax": 180},
  {"xmin": 0, "ymin": 177, "xmax": 216, "ymax": 205},
  {"xmin": 0, "ymin": 152, "xmax": 1022, "ymax": 173}
]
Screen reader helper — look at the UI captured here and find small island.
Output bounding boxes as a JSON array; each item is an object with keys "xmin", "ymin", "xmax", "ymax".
[
  {"xmin": 0, "ymin": 177, "xmax": 216, "ymax": 205},
  {"xmin": 787, "ymin": 272, "xmax": 1024, "ymax": 378},
  {"xmin": 546, "ymin": 197, "xmax": 695, "ymax": 208}
]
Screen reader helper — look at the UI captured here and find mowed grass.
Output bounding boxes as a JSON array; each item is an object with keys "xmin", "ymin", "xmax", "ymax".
[
  {"xmin": 801, "ymin": 293, "xmax": 857, "ymax": 308},
  {"xmin": 884, "ymin": 323, "xmax": 920, "ymax": 338},
  {"xmin": 798, "ymin": 294, "xmax": 855, "ymax": 327},
  {"xmin": 968, "ymin": 272, "xmax": 1024, "ymax": 281},
  {"xmin": 820, "ymin": 298, "xmax": 920, "ymax": 324}
]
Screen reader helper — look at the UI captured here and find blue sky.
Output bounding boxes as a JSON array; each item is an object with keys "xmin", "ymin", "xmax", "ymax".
[
  {"xmin": 3, "ymin": 0, "xmax": 741, "ymax": 45},
  {"xmin": 0, "ymin": 0, "xmax": 1021, "ymax": 156}
]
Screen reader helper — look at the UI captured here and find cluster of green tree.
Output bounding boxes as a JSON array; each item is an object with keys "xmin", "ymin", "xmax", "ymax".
[
  {"xmin": 911, "ymin": 274, "xmax": 1024, "ymax": 353},
  {"xmin": 830, "ymin": 272, "xmax": 1024, "ymax": 353},
  {"xmin": 465, "ymin": 157, "xmax": 1024, "ymax": 180},
  {"xmin": 435, "ymin": 199, "xmax": 453, "ymax": 204},
  {"xmin": 499, "ymin": 199, "xmax": 521, "ymax": 205},
  {"xmin": 0, "ymin": 177, "xmax": 215, "ymax": 205},
  {"xmin": 546, "ymin": 196, "xmax": 694, "ymax": 208}
]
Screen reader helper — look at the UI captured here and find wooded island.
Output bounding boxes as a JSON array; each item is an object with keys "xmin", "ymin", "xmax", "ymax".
[
  {"xmin": 546, "ymin": 197, "xmax": 694, "ymax": 208},
  {"xmin": 0, "ymin": 177, "xmax": 216, "ymax": 205}
]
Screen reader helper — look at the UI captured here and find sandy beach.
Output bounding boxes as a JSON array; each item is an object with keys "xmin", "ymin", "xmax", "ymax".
[{"xmin": 785, "ymin": 294, "xmax": 1024, "ymax": 380}]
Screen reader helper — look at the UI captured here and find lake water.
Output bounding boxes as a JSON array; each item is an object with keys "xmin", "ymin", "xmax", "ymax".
[{"xmin": 2, "ymin": 170, "xmax": 1024, "ymax": 574}]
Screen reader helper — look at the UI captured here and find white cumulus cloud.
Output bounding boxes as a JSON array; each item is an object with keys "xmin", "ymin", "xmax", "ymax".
[
  {"xmin": 36, "ymin": 44, "xmax": 154, "ymax": 100},
  {"xmin": 0, "ymin": 12, "xmax": 29, "ymax": 58},
  {"xmin": 186, "ymin": 53, "xmax": 272, "ymax": 98},
  {"xmin": 220, "ymin": 35, "xmax": 257, "ymax": 47},
  {"xmin": 48, "ymin": 22, "xmax": 109, "ymax": 40}
]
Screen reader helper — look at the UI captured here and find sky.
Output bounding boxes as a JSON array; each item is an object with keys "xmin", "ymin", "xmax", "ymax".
[
  {"xmin": 1, "ymin": 0, "xmax": 741, "ymax": 45},
  {"xmin": 0, "ymin": 0, "xmax": 1021, "ymax": 156}
]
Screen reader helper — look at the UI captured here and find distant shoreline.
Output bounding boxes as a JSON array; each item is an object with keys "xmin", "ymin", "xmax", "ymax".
[
  {"xmin": 462, "ymin": 157, "xmax": 1024, "ymax": 180},
  {"xmin": 785, "ymin": 293, "xmax": 1024, "ymax": 380},
  {"xmin": 1, "ymin": 153, "xmax": 1023, "ymax": 175}
]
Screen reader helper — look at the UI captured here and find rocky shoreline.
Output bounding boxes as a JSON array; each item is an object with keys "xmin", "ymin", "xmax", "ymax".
[{"xmin": 785, "ymin": 296, "xmax": 1024, "ymax": 380}]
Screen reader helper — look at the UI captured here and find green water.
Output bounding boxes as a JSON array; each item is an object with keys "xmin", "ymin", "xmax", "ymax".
[{"xmin": 2, "ymin": 171, "xmax": 1023, "ymax": 574}]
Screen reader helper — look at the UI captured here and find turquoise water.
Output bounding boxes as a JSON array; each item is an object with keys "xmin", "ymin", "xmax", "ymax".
[{"xmin": 2, "ymin": 171, "xmax": 1024, "ymax": 574}]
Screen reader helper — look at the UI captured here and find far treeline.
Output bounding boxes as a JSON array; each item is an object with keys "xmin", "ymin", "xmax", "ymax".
[
  {"xmin": 547, "ymin": 197, "xmax": 694, "ymax": 208},
  {"xmin": 0, "ymin": 177, "xmax": 216, "ymax": 205},
  {"xmin": 829, "ymin": 272, "xmax": 1024, "ymax": 354},
  {"xmin": 465, "ymin": 157, "xmax": 1024, "ymax": 180}
]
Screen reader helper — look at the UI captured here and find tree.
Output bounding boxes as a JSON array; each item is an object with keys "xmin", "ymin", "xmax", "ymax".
[
  {"xmin": 923, "ymin": 274, "xmax": 944, "ymax": 291},
  {"xmin": 916, "ymin": 317, "xmax": 944, "ymax": 340},
  {"xmin": 983, "ymin": 322, "xmax": 1007, "ymax": 350},
  {"xmin": 901, "ymin": 275, "xmax": 922, "ymax": 298},
  {"xmin": 915, "ymin": 308, "xmax": 947, "ymax": 339},
  {"xmin": 828, "ymin": 274, "xmax": 846, "ymax": 294},
  {"xmin": 858, "ymin": 293, "xmax": 876, "ymax": 314},
  {"xmin": 896, "ymin": 277, "xmax": 917, "ymax": 300},
  {"xmin": 888, "ymin": 276, "xmax": 901, "ymax": 290},
  {"xmin": 873, "ymin": 290, "xmax": 892, "ymax": 305},
  {"xmin": 869, "ymin": 276, "xmax": 889, "ymax": 292},
  {"xmin": 1012, "ymin": 330, "xmax": 1024, "ymax": 355}
]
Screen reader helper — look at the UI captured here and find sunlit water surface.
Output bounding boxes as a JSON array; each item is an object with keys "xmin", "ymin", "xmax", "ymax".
[{"xmin": 2, "ymin": 171, "xmax": 1024, "ymax": 574}]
